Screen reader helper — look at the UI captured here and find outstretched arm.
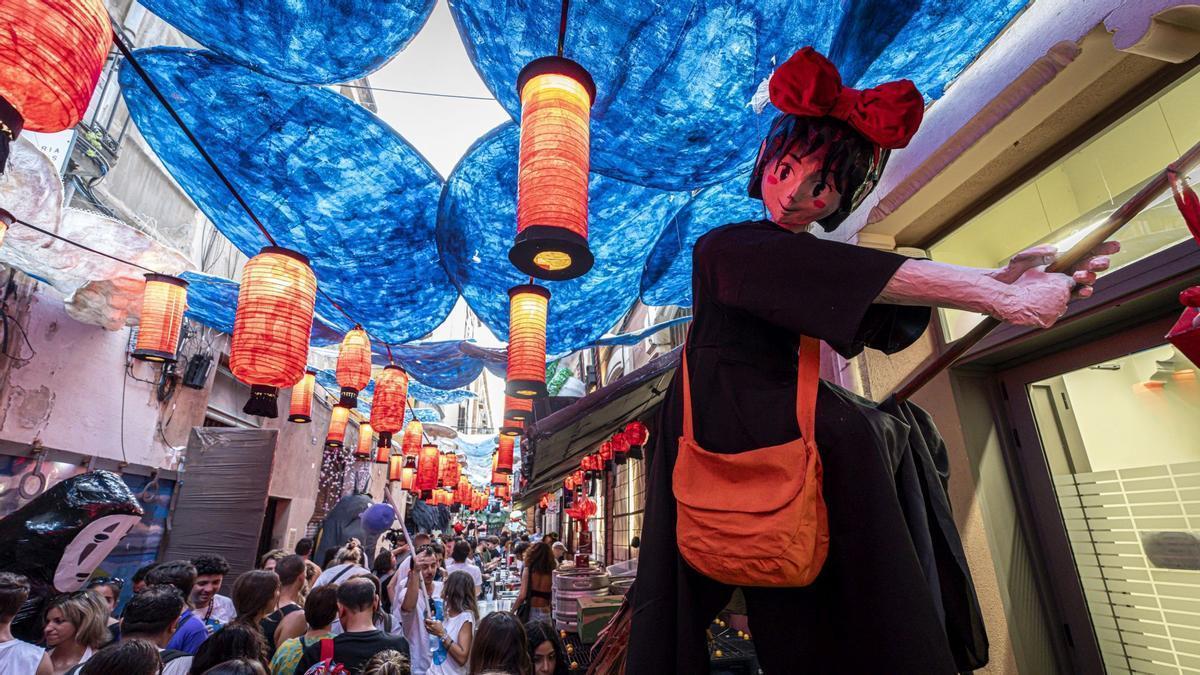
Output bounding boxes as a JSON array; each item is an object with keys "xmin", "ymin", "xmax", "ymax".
[{"xmin": 877, "ymin": 243, "xmax": 1119, "ymax": 329}]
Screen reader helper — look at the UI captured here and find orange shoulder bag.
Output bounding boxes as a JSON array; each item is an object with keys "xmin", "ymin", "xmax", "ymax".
[{"xmin": 673, "ymin": 336, "xmax": 829, "ymax": 587}]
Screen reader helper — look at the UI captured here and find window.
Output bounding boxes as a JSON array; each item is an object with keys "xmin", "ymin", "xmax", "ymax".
[
  {"xmin": 609, "ymin": 459, "xmax": 646, "ymax": 563},
  {"xmin": 931, "ymin": 66, "xmax": 1200, "ymax": 341}
]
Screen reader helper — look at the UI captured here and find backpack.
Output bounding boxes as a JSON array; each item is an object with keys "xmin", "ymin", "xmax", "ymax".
[
  {"xmin": 302, "ymin": 638, "xmax": 349, "ymax": 675},
  {"xmin": 160, "ymin": 648, "xmax": 189, "ymax": 665}
]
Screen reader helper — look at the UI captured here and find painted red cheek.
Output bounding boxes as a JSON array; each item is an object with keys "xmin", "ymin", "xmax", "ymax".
[
  {"xmin": 765, "ymin": 175, "xmax": 779, "ymax": 185},
  {"xmin": 813, "ymin": 199, "xmax": 826, "ymax": 209}
]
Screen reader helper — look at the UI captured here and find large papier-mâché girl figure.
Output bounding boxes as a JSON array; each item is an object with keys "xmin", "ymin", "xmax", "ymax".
[{"xmin": 621, "ymin": 48, "xmax": 1119, "ymax": 674}]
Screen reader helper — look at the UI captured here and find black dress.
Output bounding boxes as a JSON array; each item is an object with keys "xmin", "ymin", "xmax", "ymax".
[{"xmin": 625, "ymin": 220, "xmax": 987, "ymax": 674}]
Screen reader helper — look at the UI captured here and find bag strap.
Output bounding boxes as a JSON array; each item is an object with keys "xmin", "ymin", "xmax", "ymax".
[
  {"xmin": 320, "ymin": 637, "xmax": 334, "ymax": 663},
  {"xmin": 681, "ymin": 335, "xmax": 820, "ymax": 443}
]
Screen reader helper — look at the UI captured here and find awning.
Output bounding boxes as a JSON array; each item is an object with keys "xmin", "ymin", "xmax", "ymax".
[{"xmin": 516, "ymin": 346, "xmax": 680, "ymax": 509}]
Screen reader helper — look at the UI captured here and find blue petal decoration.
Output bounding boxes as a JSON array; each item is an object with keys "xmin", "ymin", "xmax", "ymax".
[
  {"xmin": 453, "ymin": 0, "xmax": 1026, "ymax": 190},
  {"xmin": 408, "ymin": 380, "xmax": 476, "ymax": 405},
  {"xmin": 640, "ymin": 176, "xmax": 762, "ymax": 306},
  {"xmin": 138, "ymin": 0, "xmax": 435, "ymax": 84},
  {"xmin": 181, "ymin": 272, "xmax": 238, "ymax": 335},
  {"xmin": 451, "ymin": 0, "xmax": 841, "ymax": 190},
  {"xmin": 406, "ymin": 407, "xmax": 443, "ymax": 425},
  {"xmin": 592, "ymin": 316, "xmax": 693, "ymax": 347},
  {"xmin": 392, "ymin": 341, "xmax": 489, "ymax": 390},
  {"xmin": 121, "ymin": 48, "xmax": 457, "ymax": 344},
  {"xmin": 437, "ymin": 123, "xmax": 689, "ymax": 354}
]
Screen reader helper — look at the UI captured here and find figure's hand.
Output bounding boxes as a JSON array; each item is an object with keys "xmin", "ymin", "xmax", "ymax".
[
  {"xmin": 425, "ymin": 619, "xmax": 445, "ymax": 637},
  {"xmin": 994, "ymin": 268, "xmax": 1074, "ymax": 328},
  {"xmin": 991, "ymin": 242, "xmax": 1120, "ymax": 298}
]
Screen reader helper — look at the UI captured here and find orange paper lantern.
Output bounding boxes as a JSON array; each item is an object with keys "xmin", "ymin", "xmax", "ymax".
[
  {"xmin": 401, "ymin": 420, "xmax": 423, "ymax": 457},
  {"xmin": 373, "ymin": 435, "xmax": 390, "ymax": 465},
  {"xmin": 499, "ymin": 418, "xmax": 523, "ymax": 438},
  {"xmin": 509, "ymin": 56, "xmax": 596, "ymax": 280},
  {"xmin": 440, "ymin": 453, "xmax": 460, "ymax": 488},
  {"xmin": 388, "ymin": 453, "xmax": 405, "ymax": 482},
  {"xmin": 496, "ymin": 435, "xmax": 514, "ymax": 474},
  {"xmin": 0, "ymin": 0, "xmax": 111, "ymax": 153},
  {"xmin": 335, "ymin": 326, "xmax": 372, "ymax": 408},
  {"xmin": 354, "ymin": 421, "xmax": 375, "ymax": 460},
  {"xmin": 370, "ymin": 365, "xmax": 409, "ymax": 446},
  {"xmin": 504, "ymin": 394, "xmax": 533, "ymax": 423},
  {"xmin": 506, "ymin": 284, "xmax": 550, "ymax": 398},
  {"xmin": 400, "ymin": 466, "xmax": 416, "ymax": 491},
  {"xmin": 326, "ymin": 405, "xmax": 350, "ymax": 447},
  {"xmin": 456, "ymin": 477, "xmax": 471, "ymax": 505},
  {"xmin": 416, "ymin": 443, "xmax": 440, "ymax": 492},
  {"xmin": 496, "ymin": 483, "xmax": 511, "ymax": 502},
  {"xmin": 132, "ymin": 274, "xmax": 188, "ymax": 362},
  {"xmin": 231, "ymin": 247, "xmax": 317, "ymax": 418},
  {"xmin": 287, "ymin": 370, "xmax": 317, "ymax": 423}
]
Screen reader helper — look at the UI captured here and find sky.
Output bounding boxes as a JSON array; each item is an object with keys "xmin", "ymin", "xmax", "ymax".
[{"xmin": 367, "ymin": 1, "xmax": 516, "ymax": 424}]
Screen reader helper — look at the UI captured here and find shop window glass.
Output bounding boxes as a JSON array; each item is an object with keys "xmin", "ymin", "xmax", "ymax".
[
  {"xmin": 1030, "ymin": 344, "xmax": 1200, "ymax": 673},
  {"xmin": 931, "ymin": 68, "xmax": 1200, "ymax": 341}
]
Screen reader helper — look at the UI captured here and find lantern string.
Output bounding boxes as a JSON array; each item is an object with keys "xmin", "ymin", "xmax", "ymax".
[
  {"xmin": 110, "ymin": 29, "xmax": 280, "ymax": 249},
  {"xmin": 335, "ymin": 83, "xmax": 495, "ymax": 101},
  {"xmin": 9, "ymin": 215, "xmax": 159, "ymax": 274},
  {"xmin": 556, "ymin": 0, "xmax": 571, "ymax": 57}
]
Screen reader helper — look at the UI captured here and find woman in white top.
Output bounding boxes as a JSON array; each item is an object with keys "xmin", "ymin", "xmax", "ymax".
[
  {"xmin": 425, "ymin": 571, "xmax": 477, "ymax": 675},
  {"xmin": 42, "ymin": 591, "xmax": 109, "ymax": 675}
]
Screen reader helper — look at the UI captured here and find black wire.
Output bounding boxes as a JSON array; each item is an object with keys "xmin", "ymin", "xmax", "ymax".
[
  {"xmin": 9, "ymin": 216, "xmax": 158, "ymax": 274},
  {"xmin": 335, "ymin": 83, "xmax": 495, "ymax": 101},
  {"xmin": 110, "ymin": 29, "xmax": 278, "ymax": 249},
  {"xmin": 557, "ymin": 0, "xmax": 571, "ymax": 57}
]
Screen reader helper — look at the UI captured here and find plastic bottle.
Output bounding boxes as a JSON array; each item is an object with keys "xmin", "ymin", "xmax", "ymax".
[{"xmin": 430, "ymin": 596, "xmax": 447, "ymax": 665}]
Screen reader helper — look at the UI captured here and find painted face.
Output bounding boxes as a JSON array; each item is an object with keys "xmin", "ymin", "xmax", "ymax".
[
  {"xmin": 760, "ymin": 145, "xmax": 842, "ymax": 229},
  {"xmin": 192, "ymin": 573, "xmax": 224, "ymax": 607},
  {"xmin": 54, "ymin": 514, "xmax": 140, "ymax": 592},
  {"xmin": 534, "ymin": 640, "xmax": 557, "ymax": 675},
  {"xmin": 43, "ymin": 607, "xmax": 77, "ymax": 647}
]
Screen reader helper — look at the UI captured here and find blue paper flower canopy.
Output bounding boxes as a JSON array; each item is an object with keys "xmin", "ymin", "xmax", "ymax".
[
  {"xmin": 437, "ymin": 122, "xmax": 690, "ymax": 355},
  {"xmin": 138, "ymin": 0, "xmax": 436, "ymax": 84},
  {"xmin": 450, "ymin": 0, "xmax": 1026, "ymax": 191},
  {"xmin": 121, "ymin": 48, "xmax": 457, "ymax": 345}
]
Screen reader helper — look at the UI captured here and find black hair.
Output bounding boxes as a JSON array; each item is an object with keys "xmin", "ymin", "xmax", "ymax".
[
  {"xmin": 80, "ymin": 638, "xmax": 161, "ymax": 675},
  {"xmin": 132, "ymin": 563, "xmax": 157, "ymax": 585},
  {"xmin": 275, "ymin": 555, "xmax": 305, "ymax": 586},
  {"xmin": 748, "ymin": 113, "xmax": 887, "ymax": 232},
  {"xmin": 294, "ymin": 538, "xmax": 314, "ymax": 557},
  {"xmin": 231, "ymin": 570, "xmax": 279, "ymax": 625},
  {"xmin": 122, "ymin": 585, "xmax": 184, "ymax": 636},
  {"xmin": 146, "ymin": 561, "xmax": 197, "ymax": 602},
  {"xmin": 470, "ymin": 612, "xmax": 531, "ymax": 675},
  {"xmin": 189, "ymin": 622, "xmax": 268, "ymax": 674},
  {"xmin": 302, "ymin": 584, "xmax": 339, "ymax": 629},
  {"xmin": 0, "ymin": 572, "xmax": 29, "ymax": 622},
  {"xmin": 191, "ymin": 554, "xmax": 230, "ymax": 578},
  {"xmin": 197, "ymin": 660, "xmax": 267, "ymax": 675},
  {"xmin": 451, "ymin": 540, "xmax": 472, "ymax": 563},
  {"xmin": 371, "ymin": 552, "xmax": 395, "ymax": 577},
  {"xmin": 336, "ymin": 577, "xmax": 376, "ymax": 612},
  {"xmin": 525, "ymin": 619, "xmax": 570, "ymax": 675}
]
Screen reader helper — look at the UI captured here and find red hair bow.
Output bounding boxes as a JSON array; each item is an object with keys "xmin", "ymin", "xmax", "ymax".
[{"xmin": 769, "ymin": 47, "xmax": 925, "ymax": 150}]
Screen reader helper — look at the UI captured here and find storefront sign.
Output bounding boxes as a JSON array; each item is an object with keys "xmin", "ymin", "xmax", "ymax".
[{"xmin": 22, "ymin": 130, "xmax": 76, "ymax": 175}]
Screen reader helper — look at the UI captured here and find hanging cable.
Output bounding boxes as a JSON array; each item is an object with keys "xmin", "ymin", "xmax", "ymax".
[
  {"xmin": 557, "ymin": 0, "xmax": 571, "ymax": 57},
  {"xmin": 335, "ymin": 82, "xmax": 495, "ymax": 102}
]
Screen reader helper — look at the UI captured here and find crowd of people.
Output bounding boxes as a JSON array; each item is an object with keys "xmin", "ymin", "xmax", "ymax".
[{"xmin": 0, "ymin": 530, "xmax": 575, "ymax": 675}]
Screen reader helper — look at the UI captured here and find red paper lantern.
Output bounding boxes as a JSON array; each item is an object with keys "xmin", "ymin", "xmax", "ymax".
[
  {"xmin": 611, "ymin": 433, "xmax": 630, "ymax": 465},
  {"xmin": 496, "ymin": 482, "xmax": 511, "ymax": 502},
  {"xmin": 440, "ymin": 453, "xmax": 460, "ymax": 488},
  {"xmin": 0, "ymin": 0, "xmax": 111, "ymax": 172},
  {"xmin": 400, "ymin": 466, "xmax": 416, "ymax": 491},
  {"xmin": 287, "ymin": 369, "xmax": 317, "ymax": 423},
  {"xmin": 401, "ymin": 420, "xmax": 423, "ymax": 457},
  {"xmin": 624, "ymin": 420, "xmax": 649, "ymax": 460},
  {"xmin": 599, "ymin": 440, "xmax": 614, "ymax": 463},
  {"xmin": 335, "ymin": 326, "xmax": 372, "ymax": 408},
  {"xmin": 509, "ymin": 56, "xmax": 596, "ymax": 281},
  {"xmin": 496, "ymin": 436, "xmax": 515, "ymax": 474},
  {"xmin": 538, "ymin": 495, "xmax": 550, "ymax": 510},
  {"xmin": 416, "ymin": 443, "xmax": 440, "ymax": 492},
  {"xmin": 506, "ymin": 285, "xmax": 550, "ymax": 398},
  {"xmin": 388, "ymin": 453, "xmax": 405, "ymax": 482},
  {"xmin": 370, "ymin": 365, "xmax": 409, "ymax": 446},
  {"xmin": 500, "ymin": 418, "xmax": 523, "ymax": 438},
  {"xmin": 373, "ymin": 434, "xmax": 390, "ymax": 465},
  {"xmin": 132, "ymin": 274, "xmax": 188, "ymax": 362},
  {"xmin": 231, "ymin": 247, "xmax": 317, "ymax": 418},
  {"xmin": 326, "ymin": 406, "xmax": 350, "ymax": 447},
  {"xmin": 455, "ymin": 477, "xmax": 471, "ymax": 505}
]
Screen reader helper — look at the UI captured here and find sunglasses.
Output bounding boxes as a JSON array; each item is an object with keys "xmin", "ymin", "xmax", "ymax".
[{"xmin": 86, "ymin": 577, "xmax": 125, "ymax": 590}]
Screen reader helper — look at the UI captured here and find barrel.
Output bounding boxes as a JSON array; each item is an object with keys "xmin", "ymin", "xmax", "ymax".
[{"xmin": 553, "ymin": 562, "xmax": 610, "ymax": 632}]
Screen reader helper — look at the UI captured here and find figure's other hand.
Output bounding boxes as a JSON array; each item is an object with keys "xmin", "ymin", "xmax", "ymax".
[
  {"xmin": 990, "ymin": 244, "xmax": 1059, "ymax": 284},
  {"xmin": 1062, "ymin": 240, "xmax": 1119, "ymax": 298},
  {"xmin": 994, "ymin": 268, "xmax": 1074, "ymax": 328},
  {"xmin": 991, "ymin": 242, "xmax": 1119, "ymax": 298}
]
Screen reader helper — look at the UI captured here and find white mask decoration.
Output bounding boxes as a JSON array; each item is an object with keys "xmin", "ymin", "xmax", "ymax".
[{"xmin": 53, "ymin": 514, "xmax": 140, "ymax": 591}]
